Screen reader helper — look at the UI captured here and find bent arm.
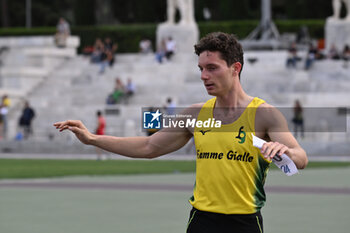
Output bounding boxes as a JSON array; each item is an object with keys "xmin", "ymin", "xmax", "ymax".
[
  {"xmin": 256, "ymin": 105, "xmax": 308, "ymax": 169},
  {"xmin": 266, "ymin": 131, "xmax": 308, "ymax": 169}
]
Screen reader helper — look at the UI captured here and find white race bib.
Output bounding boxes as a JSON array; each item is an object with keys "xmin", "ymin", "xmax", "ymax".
[{"xmin": 252, "ymin": 134, "xmax": 299, "ymax": 176}]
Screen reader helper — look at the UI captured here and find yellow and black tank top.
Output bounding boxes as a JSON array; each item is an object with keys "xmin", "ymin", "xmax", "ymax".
[{"xmin": 190, "ymin": 97, "xmax": 271, "ymax": 214}]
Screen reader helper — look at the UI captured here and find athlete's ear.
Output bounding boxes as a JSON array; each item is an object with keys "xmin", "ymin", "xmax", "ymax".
[{"xmin": 232, "ymin": 62, "xmax": 242, "ymax": 76}]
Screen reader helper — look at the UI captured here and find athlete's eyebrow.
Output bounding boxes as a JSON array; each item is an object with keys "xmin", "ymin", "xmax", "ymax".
[
  {"xmin": 203, "ymin": 63, "xmax": 219, "ymax": 67},
  {"xmin": 206, "ymin": 63, "xmax": 218, "ymax": 67},
  {"xmin": 198, "ymin": 62, "xmax": 219, "ymax": 70}
]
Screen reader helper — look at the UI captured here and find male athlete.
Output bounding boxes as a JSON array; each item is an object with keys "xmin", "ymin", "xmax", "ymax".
[{"xmin": 54, "ymin": 32, "xmax": 308, "ymax": 233}]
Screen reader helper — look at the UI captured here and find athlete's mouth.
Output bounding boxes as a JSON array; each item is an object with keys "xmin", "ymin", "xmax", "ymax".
[{"xmin": 205, "ymin": 83, "xmax": 215, "ymax": 89}]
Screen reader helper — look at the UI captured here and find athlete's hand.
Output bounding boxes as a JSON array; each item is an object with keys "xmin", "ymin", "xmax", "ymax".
[
  {"xmin": 53, "ymin": 120, "xmax": 94, "ymax": 145},
  {"xmin": 261, "ymin": 141, "xmax": 289, "ymax": 160}
]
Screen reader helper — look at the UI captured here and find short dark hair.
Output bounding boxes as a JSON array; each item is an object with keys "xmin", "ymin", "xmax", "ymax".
[{"xmin": 194, "ymin": 32, "xmax": 244, "ymax": 78}]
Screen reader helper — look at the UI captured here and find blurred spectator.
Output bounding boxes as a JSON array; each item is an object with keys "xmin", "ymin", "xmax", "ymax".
[
  {"xmin": 342, "ymin": 44, "xmax": 350, "ymax": 68},
  {"xmin": 105, "ymin": 48, "xmax": 115, "ymax": 67},
  {"xmin": 113, "ymin": 77, "xmax": 125, "ymax": 100},
  {"xmin": 90, "ymin": 38, "xmax": 104, "ymax": 63},
  {"xmin": 317, "ymin": 39, "xmax": 325, "ymax": 51},
  {"xmin": 304, "ymin": 43, "xmax": 318, "ymax": 70},
  {"xmin": 82, "ymin": 45, "xmax": 94, "ymax": 56},
  {"xmin": 328, "ymin": 44, "xmax": 340, "ymax": 60},
  {"xmin": 286, "ymin": 42, "xmax": 298, "ymax": 68},
  {"xmin": 165, "ymin": 37, "xmax": 176, "ymax": 60},
  {"xmin": 55, "ymin": 17, "xmax": 70, "ymax": 47},
  {"xmin": 98, "ymin": 37, "xmax": 118, "ymax": 74},
  {"xmin": 104, "ymin": 37, "xmax": 118, "ymax": 66},
  {"xmin": 139, "ymin": 39, "xmax": 153, "ymax": 54},
  {"xmin": 95, "ymin": 110, "xmax": 106, "ymax": 160},
  {"xmin": 95, "ymin": 110, "xmax": 106, "ymax": 135},
  {"xmin": 98, "ymin": 44, "xmax": 109, "ymax": 74},
  {"xmin": 19, "ymin": 101, "xmax": 35, "ymax": 139},
  {"xmin": 104, "ymin": 37, "xmax": 116, "ymax": 52},
  {"xmin": 125, "ymin": 78, "xmax": 136, "ymax": 104},
  {"xmin": 155, "ymin": 38, "xmax": 166, "ymax": 64},
  {"xmin": 107, "ymin": 77, "xmax": 125, "ymax": 104},
  {"xmin": 0, "ymin": 95, "xmax": 10, "ymax": 139},
  {"xmin": 292, "ymin": 100, "xmax": 304, "ymax": 139}
]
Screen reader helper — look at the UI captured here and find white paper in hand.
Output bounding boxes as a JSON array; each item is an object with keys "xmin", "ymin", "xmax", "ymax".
[{"xmin": 252, "ymin": 134, "xmax": 299, "ymax": 176}]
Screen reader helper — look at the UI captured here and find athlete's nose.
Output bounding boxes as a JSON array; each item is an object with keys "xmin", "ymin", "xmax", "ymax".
[{"xmin": 201, "ymin": 70, "xmax": 209, "ymax": 81}]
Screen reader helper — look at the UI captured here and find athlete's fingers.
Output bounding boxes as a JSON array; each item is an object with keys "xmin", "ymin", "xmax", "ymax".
[
  {"xmin": 261, "ymin": 142, "xmax": 274, "ymax": 158},
  {"xmin": 269, "ymin": 143, "xmax": 287, "ymax": 158},
  {"xmin": 54, "ymin": 120, "xmax": 84, "ymax": 130},
  {"xmin": 261, "ymin": 142, "xmax": 287, "ymax": 159},
  {"xmin": 53, "ymin": 122, "xmax": 61, "ymax": 127},
  {"xmin": 273, "ymin": 145, "xmax": 289, "ymax": 158},
  {"xmin": 54, "ymin": 122, "xmax": 67, "ymax": 131},
  {"xmin": 68, "ymin": 125, "xmax": 83, "ymax": 134},
  {"xmin": 260, "ymin": 142, "xmax": 268, "ymax": 154},
  {"xmin": 53, "ymin": 121, "xmax": 66, "ymax": 129},
  {"xmin": 65, "ymin": 120, "xmax": 83, "ymax": 127},
  {"xmin": 262, "ymin": 142, "xmax": 290, "ymax": 160},
  {"xmin": 59, "ymin": 125, "xmax": 70, "ymax": 132},
  {"xmin": 54, "ymin": 121, "xmax": 71, "ymax": 129}
]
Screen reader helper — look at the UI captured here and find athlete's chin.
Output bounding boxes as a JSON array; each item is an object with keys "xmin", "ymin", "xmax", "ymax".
[{"xmin": 206, "ymin": 89, "xmax": 218, "ymax": 96}]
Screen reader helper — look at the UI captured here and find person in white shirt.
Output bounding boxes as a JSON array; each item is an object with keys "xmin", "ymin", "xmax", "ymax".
[{"xmin": 165, "ymin": 37, "xmax": 176, "ymax": 60}]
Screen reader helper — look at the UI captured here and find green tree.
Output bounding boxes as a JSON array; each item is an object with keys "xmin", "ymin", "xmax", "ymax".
[
  {"xmin": 73, "ymin": 0, "xmax": 95, "ymax": 25},
  {"xmin": 195, "ymin": 0, "xmax": 259, "ymax": 21},
  {"xmin": 277, "ymin": 0, "xmax": 333, "ymax": 19},
  {"xmin": 0, "ymin": 0, "xmax": 72, "ymax": 27},
  {"xmin": 110, "ymin": 0, "xmax": 166, "ymax": 23},
  {"xmin": 0, "ymin": 0, "xmax": 339, "ymax": 27}
]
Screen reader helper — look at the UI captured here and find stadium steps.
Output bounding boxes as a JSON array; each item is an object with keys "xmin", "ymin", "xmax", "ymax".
[{"xmin": 2, "ymin": 51, "xmax": 350, "ymax": 154}]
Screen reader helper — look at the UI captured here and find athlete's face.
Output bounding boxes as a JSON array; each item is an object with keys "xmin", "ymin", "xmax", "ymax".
[{"xmin": 198, "ymin": 51, "xmax": 237, "ymax": 96}]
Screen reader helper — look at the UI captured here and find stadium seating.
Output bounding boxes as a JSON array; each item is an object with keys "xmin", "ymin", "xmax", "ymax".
[{"xmin": 1, "ymin": 37, "xmax": 349, "ymax": 155}]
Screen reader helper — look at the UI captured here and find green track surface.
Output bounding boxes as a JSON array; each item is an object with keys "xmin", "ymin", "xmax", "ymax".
[
  {"xmin": 0, "ymin": 159, "xmax": 196, "ymax": 179},
  {"xmin": 0, "ymin": 159, "xmax": 350, "ymax": 179}
]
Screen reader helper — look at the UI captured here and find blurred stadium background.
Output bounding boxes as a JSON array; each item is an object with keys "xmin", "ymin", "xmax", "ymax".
[{"xmin": 0, "ymin": 1, "xmax": 349, "ymax": 233}]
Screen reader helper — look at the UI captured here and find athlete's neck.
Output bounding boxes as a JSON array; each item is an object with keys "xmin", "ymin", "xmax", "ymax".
[{"xmin": 215, "ymin": 81, "xmax": 252, "ymax": 109}]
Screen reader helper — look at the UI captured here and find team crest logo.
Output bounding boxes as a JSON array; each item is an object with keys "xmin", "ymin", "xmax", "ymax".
[
  {"xmin": 235, "ymin": 126, "xmax": 246, "ymax": 144},
  {"xmin": 143, "ymin": 109, "xmax": 162, "ymax": 129}
]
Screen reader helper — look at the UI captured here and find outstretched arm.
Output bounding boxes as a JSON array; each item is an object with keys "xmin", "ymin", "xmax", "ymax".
[
  {"xmin": 256, "ymin": 104, "xmax": 308, "ymax": 169},
  {"xmin": 54, "ymin": 120, "xmax": 193, "ymax": 159}
]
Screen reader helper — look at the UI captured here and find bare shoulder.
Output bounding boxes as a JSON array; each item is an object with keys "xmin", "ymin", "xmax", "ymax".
[
  {"xmin": 189, "ymin": 102, "xmax": 205, "ymax": 109},
  {"xmin": 182, "ymin": 102, "xmax": 205, "ymax": 116},
  {"xmin": 257, "ymin": 103, "xmax": 285, "ymax": 122},
  {"xmin": 256, "ymin": 102, "xmax": 288, "ymax": 136},
  {"xmin": 175, "ymin": 102, "xmax": 205, "ymax": 134}
]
